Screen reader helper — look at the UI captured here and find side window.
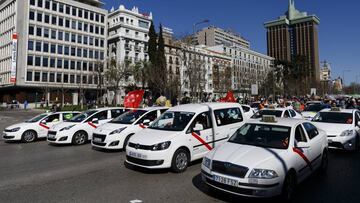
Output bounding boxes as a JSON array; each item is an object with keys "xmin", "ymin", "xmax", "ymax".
[
  {"xmin": 90, "ymin": 110, "xmax": 108, "ymax": 121},
  {"xmin": 214, "ymin": 108, "xmax": 243, "ymax": 126},
  {"xmin": 355, "ymin": 112, "xmax": 360, "ymax": 126},
  {"xmin": 290, "ymin": 110, "xmax": 297, "ymax": 117},
  {"xmin": 284, "ymin": 110, "xmax": 290, "ymax": 118},
  {"xmin": 111, "ymin": 109, "xmax": 125, "ymax": 118},
  {"xmin": 242, "ymin": 105, "xmax": 250, "ymax": 113},
  {"xmin": 160, "ymin": 108, "xmax": 168, "ymax": 114},
  {"xmin": 303, "ymin": 122, "xmax": 319, "ymax": 139},
  {"xmin": 44, "ymin": 114, "xmax": 60, "ymax": 122},
  {"xmin": 188, "ymin": 112, "xmax": 212, "ymax": 133},
  {"xmin": 136, "ymin": 110, "xmax": 158, "ymax": 124},
  {"xmin": 63, "ymin": 113, "xmax": 77, "ymax": 121},
  {"xmin": 295, "ymin": 125, "xmax": 307, "ymax": 144}
]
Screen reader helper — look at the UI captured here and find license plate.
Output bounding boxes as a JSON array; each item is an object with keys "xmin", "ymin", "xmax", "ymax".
[
  {"xmin": 129, "ymin": 151, "xmax": 147, "ymax": 159},
  {"xmin": 93, "ymin": 137, "xmax": 102, "ymax": 142},
  {"xmin": 214, "ymin": 175, "xmax": 238, "ymax": 187}
]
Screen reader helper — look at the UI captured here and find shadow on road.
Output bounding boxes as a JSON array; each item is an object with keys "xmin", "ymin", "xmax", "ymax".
[{"xmin": 91, "ymin": 146, "xmax": 124, "ymax": 153}]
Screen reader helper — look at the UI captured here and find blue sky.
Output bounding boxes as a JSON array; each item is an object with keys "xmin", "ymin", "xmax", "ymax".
[{"xmin": 103, "ymin": 0, "xmax": 360, "ymax": 85}]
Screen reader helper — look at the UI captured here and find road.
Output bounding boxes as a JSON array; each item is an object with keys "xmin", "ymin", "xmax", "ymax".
[{"xmin": 0, "ymin": 110, "xmax": 360, "ymax": 203}]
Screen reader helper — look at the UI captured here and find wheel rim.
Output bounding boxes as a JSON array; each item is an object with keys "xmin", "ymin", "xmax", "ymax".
[
  {"xmin": 75, "ymin": 132, "xmax": 86, "ymax": 144},
  {"xmin": 24, "ymin": 131, "xmax": 35, "ymax": 142},
  {"xmin": 175, "ymin": 152, "xmax": 188, "ymax": 170}
]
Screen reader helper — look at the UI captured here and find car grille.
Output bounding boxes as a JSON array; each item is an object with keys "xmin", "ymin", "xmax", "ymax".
[
  {"xmin": 92, "ymin": 141, "xmax": 106, "ymax": 146},
  {"xmin": 93, "ymin": 133, "xmax": 106, "ymax": 142},
  {"xmin": 47, "ymin": 137, "xmax": 56, "ymax": 141},
  {"xmin": 212, "ymin": 160, "xmax": 249, "ymax": 178},
  {"xmin": 128, "ymin": 142, "xmax": 153, "ymax": 150},
  {"xmin": 126, "ymin": 156, "xmax": 164, "ymax": 166},
  {"xmin": 4, "ymin": 129, "xmax": 13, "ymax": 132},
  {"xmin": 48, "ymin": 131, "xmax": 57, "ymax": 135}
]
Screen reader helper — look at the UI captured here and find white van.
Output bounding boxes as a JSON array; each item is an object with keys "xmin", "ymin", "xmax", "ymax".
[{"xmin": 126, "ymin": 103, "xmax": 248, "ymax": 172}]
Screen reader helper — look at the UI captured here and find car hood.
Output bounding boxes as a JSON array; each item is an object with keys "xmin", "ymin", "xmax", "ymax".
[
  {"xmin": 94, "ymin": 123, "xmax": 130, "ymax": 135},
  {"xmin": 4, "ymin": 122, "xmax": 32, "ymax": 130},
  {"xmin": 129, "ymin": 128, "xmax": 180, "ymax": 145},
  {"xmin": 312, "ymin": 122, "xmax": 352, "ymax": 136},
  {"xmin": 209, "ymin": 142, "xmax": 287, "ymax": 171},
  {"xmin": 302, "ymin": 111, "xmax": 317, "ymax": 118},
  {"xmin": 51, "ymin": 122, "xmax": 78, "ymax": 131}
]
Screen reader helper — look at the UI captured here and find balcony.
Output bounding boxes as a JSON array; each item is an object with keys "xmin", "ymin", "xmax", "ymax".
[
  {"xmin": 134, "ymin": 46, "xmax": 141, "ymax": 52},
  {"xmin": 125, "ymin": 44, "xmax": 132, "ymax": 51}
]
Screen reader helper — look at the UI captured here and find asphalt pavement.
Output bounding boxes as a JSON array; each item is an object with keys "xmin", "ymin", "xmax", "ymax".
[{"xmin": 0, "ymin": 110, "xmax": 360, "ymax": 203}]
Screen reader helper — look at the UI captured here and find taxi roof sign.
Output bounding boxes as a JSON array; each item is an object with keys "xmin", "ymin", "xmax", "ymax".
[
  {"xmin": 331, "ymin": 107, "xmax": 341, "ymax": 111},
  {"xmin": 261, "ymin": 115, "xmax": 277, "ymax": 123}
]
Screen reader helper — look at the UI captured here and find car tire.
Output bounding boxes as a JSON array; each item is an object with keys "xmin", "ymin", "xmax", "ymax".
[
  {"xmin": 355, "ymin": 135, "xmax": 360, "ymax": 151},
  {"xmin": 72, "ymin": 131, "xmax": 88, "ymax": 145},
  {"xmin": 123, "ymin": 134, "xmax": 133, "ymax": 150},
  {"xmin": 281, "ymin": 171, "xmax": 296, "ymax": 202},
  {"xmin": 320, "ymin": 149, "xmax": 328, "ymax": 174},
  {"xmin": 21, "ymin": 130, "xmax": 37, "ymax": 143},
  {"xmin": 171, "ymin": 149, "xmax": 190, "ymax": 173}
]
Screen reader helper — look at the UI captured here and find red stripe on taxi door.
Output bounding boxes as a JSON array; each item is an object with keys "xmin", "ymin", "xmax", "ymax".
[
  {"xmin": 87, "ymin": 122, "xmax": 97, "ymax": 129},
  {"xmin": 292, "ymin": 147, "xmax": 313, "ymax": 170},
  {"xmin": 39, "ymin": 123, "xmax": 49, "ymax": 129},
  {"xmin": 139, "ymin": 124, "xmax": 146, "ymax": 129},
  {"xmin": 191, "ymin": 132, "xmax": 213, "ymax": 151}
]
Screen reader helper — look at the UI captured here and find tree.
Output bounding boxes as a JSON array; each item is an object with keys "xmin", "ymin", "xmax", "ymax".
[
  {"xmin": 147, "ymin": 21, "xmax": 158, "ymax": 95},
  {"xmin": 105, "ymin": 59, "xmax": 131, "ymax": 92},
  {"xmin": 132, "ymin": 60, "xmax": 151, "ymax": 89},
  {"xmin": 157, "ymin": 24, "xmax": 168, "ymax": 95},
  {"xmin": 93, "ymin": 60, "xmax": 106, "ymax": 104}
]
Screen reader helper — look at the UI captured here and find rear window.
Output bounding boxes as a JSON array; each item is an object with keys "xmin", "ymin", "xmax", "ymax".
[
  {"xmin": 251, "ymin": 110, "xmax": 283, "ymax": 119},
  {"xmin": 312, "ymin": 112, "xmax": 353, "ymax": 124},
  {"xmin": 214, "ymin": 108, "xmax": 243, "ymax": 126}
]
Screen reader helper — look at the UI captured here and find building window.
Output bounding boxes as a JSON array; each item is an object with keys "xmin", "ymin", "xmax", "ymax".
[
  {"xmin": 50, "ymin": 58, "xmax": 56, "ymax": 68},
  {"xmin": 59, "ymin": 4, "xmax": 64, "ymax": 13},
  {"xmin": 65, "ymin": 32, "xmax": 70, "ymax": 41},
  {"xmin": 95, "ymin": 14, "xmax": 99, "ymax": 22},
  {"xmin": 44, "ymin": 14, "xmax": 49, "ymax": 23},
  {"xmin": 65, "ymin": 19, "xmax": 70, "ymax": 28},
  {"xmin": 64, "ymin": 60, "xmax": 69, "ymax": 69},
  {"xmin": 76, "ymin": 75, "xmax": 80, "ymax": 84},
  {"xmin": 77, "ymin": 35, "xmax": 82, "ymax": 44},
  {"xmin": 89, "ymin": 62, "xmax": 93, "ymax": 71},
  {"xmin": 27, "ymin": 55, "xmax": 33, "ymax": 66},
  {"xmin": 70, "ymin": 75, "xmax": 75, "ymax": 83},
  {"xmin": 58, "ymin": 18, "xmax": 63, "ymax": 26},
  {"xmin": 28, "ymin": 41, "xmax": 34, "ymax": 50},
  {"xmin": 52, "ymin": 2, "xmax": 57, "ymax": 11},
  {"xmin": 64, "ymin": 46, "xmax": 69, "ymax": 55},
  {"xmin": 29, "ymin": 26, "xmax": 34, "ymax": 35},
  {"xmin": 45, "ymin": 1, "xmax": 50, "ymax": 9},
  {"xmin": 49, "ymin": 73, "xmax": 55, "ymax": 82},
  {"xmin": 71, "ymin": 33, "xmax": 76, "ymax": 42},
  {"xmin": 43, "ymin": 57, "xmax": 48, "ymax": 67},
  {"xmin": 29, "ymin": 11, "xmax": 35, "ymax": 20},
  {"xmin": 51, "ymin": 30, "xmax": 56, "ymax": 39},
  {"xmin": 66, "ymin": 6, "xmax": 70, "ymax": 15},
  {"xmin": 37, "ymin": 12, "xmax": 42, "ymax": 22},
  {"xmin": 57, "ymin": 45, "xmax": 63, "ymax": 54},
  {"xmin": 51, "ymin": 44, "xmax": 56, "ymax": 53},
  {"xmin": 90, "ymin": 12, "xmax": 94, "ymax": 20},
  {"xmin": 57, "ymin": 59, "xmax": 62, "ymax": 68},
  {"xmin": 89, "ymin": 37, "xmax": 93, "ymax": 45},
  {"xmin": 70, "ymin": 61, "xmax": 75, "ymax": 69},
  {"xmin": 38, "ymin": 0, "xmax": 43, "ymax": 8},
  {"xmin": 71, "ymin": 47, "xmax": 76, "ymax": 56},
  {"xmin": 84, "ymin": 23, "xmax": 88, "ymax": 32},
  {"xmin": 72, "ymin": 7, "xmax": 77, "ymax": 16},
  {"xmin": 83, "ymin": 36, "xmax": 88, "ymax": 45},
  {"xmin": 43, "ymin": 43, "xmax": 49, "ymax": 52},
  {"xmin": 95, "ymin": 38, "xmax": 99, "ymax": 46},
  {"xmin": 26, "ymin": 71, "xmax": 33, "ymax": 81},
  {"xmin": 71, "ymin": 20, "xmax": 76, "ymax": 29},
  {"xmin": 30, "ymin": 0, "xmax": 35, "ymax": 6},
  {"xmin": 44, "ymin": 28, "xmax": 49, "ymax": 38},
  {"xmin": 83, "ymin": 62, "xmax": 87, "ymax": 71},
  {"xmin": 34, "ymin": 72, "xmax": 40, "ymax": 81},
  {"xmin": 77, "ymin": 61, "xmax": 81, "ymax": 70},
  {"xmin": 52, "ymin": 16, "xmax": 57, "ymax": 25},
  {"xmin": 78, "ymin": 22, "xmax": 82, "ymax": 31},
  {"xmin": 100, "ymin": 39, "xmax": 104, "ymax": 47},
  {"xmin": 84, "ymin": 11, "xmax": 88, "ymax": 19},
  {"xmin": 95, "ymin": 26, "xmax": 99, "ymax": 34},
  {"xmin": 36, "ymin": 42, "xmax": 41, "ymax": 51},
  {"xmin": 83, "ymin": 49, "xmax": 87, "ymax": 58},
  {"xmin": 36, "ymin": 27, "xmax": 42, "ymax": 37},
  {"xmin": 101, "ymin": 15, "xmax": 104, "ymax": 23},
  {"xmin": 35, "ymin": 57, "xmax": 41, "ymax": 66},
  {"xmin": 89, "ymin": 50, "xmax": 93, "ymax": 58},
  {"xmin": 77, "ymin": 48, "xmax": 82, "ymax": 57},
  {"xmin": 64, "ymin": 74, "xmax": 69, "ymax": 83},
  {"xmin": 58, "ymin": 31, "xmax": 63, "ymax": 40},
  {"xmin": 56, "ymin": 73, "xmax": 62, "ymax": 83},
  {"xmin": 89, "ymin": 25, "xmax": 93, "ymax": 33},
  {"xmin": 78, "ymin": 9, "xmax": 82, "ymax": 18}
]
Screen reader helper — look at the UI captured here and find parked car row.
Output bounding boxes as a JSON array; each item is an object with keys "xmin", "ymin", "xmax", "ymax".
[{"xmin": 2, "ymin": 104, "xmax": 360, "ymax": 201}]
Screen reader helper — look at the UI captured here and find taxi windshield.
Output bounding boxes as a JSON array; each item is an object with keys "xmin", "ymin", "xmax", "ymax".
[
  {"xmin": 149, "ymin": 111, "xmax": 195, "ymax": 131},
  {"xmin": 251, "ymin": 110, "xmax": 283, "ymax": 119},
  {"xmin": 68, "ymin": 110, "xmax": 97, "ymax": 122},
  {"xmin": 110, "ymin": 110, "xmax": 147, "ymax": 124},
  {"xmin": 229, "ymin": 123, "xmax": 291, "ymax": 149},
  {"xmin": 312, "ymin": 112, "xmax": 353, "ymax": 124},
  {"xmin": 25, "ymin": 114, "xmax": 48, "ymax": 123}
]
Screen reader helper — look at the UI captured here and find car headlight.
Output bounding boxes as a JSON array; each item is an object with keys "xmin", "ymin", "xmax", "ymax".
[
  {"xmin": 248, "ymin": 169, "xmax": 278, "ymax": 179},
  {"xmin": 202, "ymin": 157, "xmax": 212, "ymax": 169},
  {"xmin": 340, "ymin": 129, "xmax": 356, "ymax": 137},
  {"xmin": 151, "ymin": 141, "xmax": 171, "ymax": 151},
  {"xmin": 109, "ymin": 127, "xmax": 127, "ymax": 135},
  {"xmin": 9, "ymin": 127, "xmax": 20, "ymax": 132},
  {"xmin": 60, "ymin": 125, "xmax": 75, "ymax": 131}
]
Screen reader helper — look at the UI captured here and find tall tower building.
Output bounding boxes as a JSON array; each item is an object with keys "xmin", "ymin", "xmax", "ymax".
[{"xmin": 264, "ymin": 0, "xmax": 320, "ymax": 84}]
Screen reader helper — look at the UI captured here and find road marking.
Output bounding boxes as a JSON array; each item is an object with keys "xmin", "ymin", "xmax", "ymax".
[
  {"xmin": 191, "ymin": 132, "xmax": 213, "ymax": 151},
  {"xmin": 129, "ymin": 200, "xmax": 143, "ymax": 203}
]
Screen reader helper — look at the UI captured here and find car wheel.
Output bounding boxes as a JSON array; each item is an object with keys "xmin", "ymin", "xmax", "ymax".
[
  {"xmin": 21, "ymin": 130, "xmax": 37, "ymax": 143},
  {"xmin": 123, "ymin": 134, "xmax": 133, "ymax": 150},
  {"xmin": 320, "ymin": 149, "xmax": 328, "ymax": 174},
  {"xmin": 355, "ymin": 135, "xmax": 360, "ymax": 151},
  {"xmin": 72, "ymin": 131, "xmax": 88, "ymax": 145},
  {"xmin": 171, "ymin": 149, "xmax": 189, "ymax": 173},
  {"xmin": 281, "ymin": 171, "xmax": 296, "ymax": 202}
]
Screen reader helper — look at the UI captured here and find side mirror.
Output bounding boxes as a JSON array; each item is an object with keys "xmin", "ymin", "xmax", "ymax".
[
  {"xmin": 41, "ymin": 120, "xmax": 47, "ymax": 124},
  {"xmin": 143, "ymin": 119, "xmax": 151, "ymax": 125},
  {"xmin": 297, "ymin": 142, "xmax": 310, "ymax": 149},
  {"xmin": 193, "ymin": 124, "xmax": 204, "ymax": 132},
  {"xmin": 92, "ymin": 118, "xmax": 99, "ymax": 124}
]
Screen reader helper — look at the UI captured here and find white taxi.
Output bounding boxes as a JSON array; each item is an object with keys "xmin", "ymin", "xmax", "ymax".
[
  {"xmin": 311, "ymin": 108, "xmax": 360, "ymax": 151},
  {"xmin": 2, "ymin": 111, "xmax": 80, "ymax": 143},
  {"xmin": 251, "ymin": 108, "xmax": 303, "ymax": 120},
  {"xmin": 126, "ymin": 103, "xmax": 248, "ymax": 173},
  {"xmin": 47, "ymin": 107, "xmax": 127, "ymax": 145},
  {"xmin": 92, "ymin": 107, "xmax": 168, "ymax": 150},
  {"xmin": 201, "ymin": 116, "xmax": 328, "ymax": 200}
]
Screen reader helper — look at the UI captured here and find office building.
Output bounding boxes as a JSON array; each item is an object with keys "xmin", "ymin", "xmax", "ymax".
[{"xmin": 264, "ymin": 0, "xmax": 320, "ymax": 84}]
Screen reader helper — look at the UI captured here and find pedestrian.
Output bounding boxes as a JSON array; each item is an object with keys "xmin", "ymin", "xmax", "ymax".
[{"xmin": 24, "ymin": 100, "xmax": 28, "ymax": 110}]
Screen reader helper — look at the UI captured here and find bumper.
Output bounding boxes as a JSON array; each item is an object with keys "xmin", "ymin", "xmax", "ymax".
[
  {"xmin": 47, "ymin": 131, "xmax": 72, "ymax": 144},
  {"xmin": 125, "ymin": 148, "xmax": 172, "ymax": 169},
  {"xmin": 2, "ymin": 132, "xmax": 22, "ymax": 140},
  {"xmin": 328, "ymin": 136, "xmax": 356, "ymax": 150},
  {"xmin": 91, "ymin": 138, "xmax": 124, "ymax": 150},
  {"xmin": 201, "ymin": 168, "xmax": 282, "ymax": 198}
]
